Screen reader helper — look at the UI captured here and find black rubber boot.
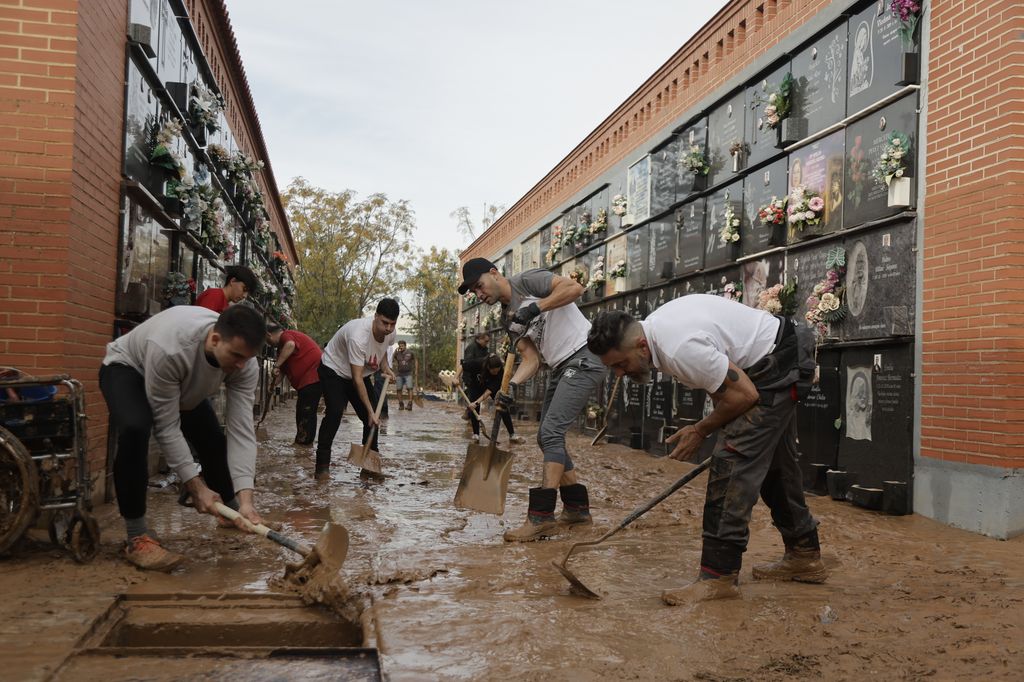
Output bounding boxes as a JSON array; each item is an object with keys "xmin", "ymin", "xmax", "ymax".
[
  {"xmin": 558, "ymin": 484, "xmax": 593, "ymax": 525},
  {"xmin": 503, "ymin": 487, "xmax": 558, "ymax": 542}
]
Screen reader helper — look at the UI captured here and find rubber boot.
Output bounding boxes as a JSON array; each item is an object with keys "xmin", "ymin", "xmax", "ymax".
[
  {"xmin": 503, "ymin": 488, "xmax": 558, "ymax": 542},
  {"xmin": 661, "ymin": 571, "xmax": 741, "ymax": 605},
  {"xmin": 752, "ymin": 529, "xmax": 829, "ymax": 583},
  {"xmin": 558, "ymin": 483, "xmax": 593, "ymax": 526}
]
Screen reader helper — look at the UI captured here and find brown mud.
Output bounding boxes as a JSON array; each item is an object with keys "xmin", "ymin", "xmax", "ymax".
[{"xmin": 1, "ymin": 399, "xmax": 1022, "ymax": 680}]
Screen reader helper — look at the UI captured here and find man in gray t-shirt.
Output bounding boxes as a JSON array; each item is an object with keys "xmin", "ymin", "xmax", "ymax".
[{"xmin": 457, "ymin": 257, "xmax": 605, "ymax": 541}]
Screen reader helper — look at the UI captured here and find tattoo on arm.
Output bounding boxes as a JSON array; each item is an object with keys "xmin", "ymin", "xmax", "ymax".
[{"xmin": 712, "ymin": 369, "xmax": 740, "ymax": 395}]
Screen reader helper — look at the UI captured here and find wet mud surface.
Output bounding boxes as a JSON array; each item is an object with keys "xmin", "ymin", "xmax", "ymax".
[{"xmin": 1, "ymin": 398, "xmax": 1022, "ymax": 680}]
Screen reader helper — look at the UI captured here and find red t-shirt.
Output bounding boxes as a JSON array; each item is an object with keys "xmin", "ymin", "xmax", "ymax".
[
  {"xmin": 195, "ymin": 288, "xmax": 229, "ymax": 313},
  {"xmin": 279, "ymin": 330, "xmax": 323, "ymax": 390}
]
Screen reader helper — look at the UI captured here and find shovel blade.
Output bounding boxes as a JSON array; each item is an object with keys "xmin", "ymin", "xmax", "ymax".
[
  {"xmin": 454, "ymin": 443, "xmax": 514, "ymax": 515},
  {"xmin": 313, "ymin": 521, "xmax": 349, "ymax": 572},
  {"xmin": 413, "ymin": 394, "xmax": 424, "ymax": 408},
  {"xmin": 589, "ymin": 424, "xmax": 608, "ymax": 447},
  {"xmin": 551, "ymin": 560, "xmax": 602, "ymax": 600},
  {"xmin": 348, "ymin": 444, "xmax": 383, "ymax": 474}
]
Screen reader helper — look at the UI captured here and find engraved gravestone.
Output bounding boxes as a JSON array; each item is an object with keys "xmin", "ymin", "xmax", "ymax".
[
  {"xmin": 577, "ymin": 197, "xmax": 596, "ymax": 253},
  {"xmin": 650, "ymin": 137, "xmax": 679, "ymax": 217},
  {"xmin": 623, "ymin": 377, "xmax": 649, "ymax": 449},
  {"xmin": 705, "ymin": 266, "xmax": 743, "ymax": 302},
  {"xmin": 787, "ymin": 243, "xmax": 833, "ymax": 336},
  {"xmin": 839, "ymin": 221, "xmax": 916, "ymax": 340},
  {"xmin": 125, "ymin": 59, "xmax": 162, "ymax": 196},
  {"xmin": 648, "ymin": 218, "xmax": 676, "ymax": 283},
  {"xmin": 580, "ymin": 244, "xmax": 605, "ymax": 304},
  {"xmin": 604, "ymin": 234, "xmax": 627, "ymax": 297},
  {"xmin": 647, "ymin": 370, "xmax": 674, "ymax": 455},
  {"xmin": 626, "ymin": 155, "xmax": 652, "ymax": 226},
  {"xmin": 740, "ymin": 254, "xmax": 786, "ymax": 309},
  {"xmin": 746, "ymin": 62, "xmax": 791, "ymax": 167},
  {"xmin": 677, "ymin": 118, "xmax": 710, "ymax": 199},
  {"xmin": 622, "ymin": 288, "xmax": 648, "ymax": 321},
  {"xmin": 539, "ymin": 225, "xmax": 551, "ymax": 267},
  {"xmin": 847, "ymin": 2, "xmax": 905, "ymax": 113},
  {"xmin": 608, "ymin": 174, "xmax": 627, "ymax": 234},
  {"xmin": 791, "ymin": 23, "xmax": 848, "ymax": 137},
  {"xmin": 646, "ymin": 284, "xmax": 672, "ymax": 318},
  {"xmin": 675, "ymin": 199, "xmax": 706, "ymax": 276},
  {"xmin": 837, "ymin": 343, "xmax": 914, "ymax": 514},
  {"xmin": 626, "ymin": 226, "xmax": 649, "ymax": 291},
  {"xmin": 156, "ymin": 0, "xmax": 184, "ymax": 84},
  {"xmin": 705, "ymin": 181, "xmax": 744, "ymax": 269},
  {"xmin": 796, "ymin": 348, "xmax": 841, "ymax": 493},
  {"xmin": 674, "ymin": 274, "xmax": 705, "ymax": 301},
  {"xmin": 788, "ymin": 130, "xmax": 845, "ymax": 241},
  {"xmin": 844, "ymin": 94, "xmax": 918, "ymax": 227},
  {"xmin": 708, "ymin": 90, "xmax": 747, "ymax": 187},
  {"xmin": 742, "ymin": 158, "xmax": 789, "ymax": 255}
]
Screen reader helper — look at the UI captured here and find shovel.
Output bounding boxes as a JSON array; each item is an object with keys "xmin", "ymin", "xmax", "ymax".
[
  {"xmin": 456, "ymin": 384, "xmax": 492, "ymax": 441},
  {"xmin": 347, "ymin": 376, "xmax": 389, "ymax": 475},
  {"xmin": 453, "ymin": 348, "xmax": 518, "ymax": 515},
  {"xmin": 553, "ymin": 457, "xmax": 712, "ymax": 599},
  {"xmin": 412, "ymin": 390, "xmax": 424, "ymax": 408},
  {"xmin": 215, "ymin": 502, "xmax": 348, "ymax": 575},
  {"xmin": 590, "ymin": 375, "xmax": 622, "ymax": 446}
]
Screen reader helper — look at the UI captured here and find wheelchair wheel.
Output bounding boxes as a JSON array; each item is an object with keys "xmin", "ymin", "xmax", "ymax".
[
  {"xmin": 47, "ymin": 508, "xmax": 73, "ymax": 549},
  {"xmin": 69, "ymin": 511, "xmax": 100, "ymax": 563},
  {"xmin": 0, "ymin": 425, "xmax": 40, "ymax": 555}
]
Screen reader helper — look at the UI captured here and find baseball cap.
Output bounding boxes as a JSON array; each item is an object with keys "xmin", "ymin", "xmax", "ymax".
[{"xmin": 457, "ymin": 257, "xmax": 497, "ymax": 295}]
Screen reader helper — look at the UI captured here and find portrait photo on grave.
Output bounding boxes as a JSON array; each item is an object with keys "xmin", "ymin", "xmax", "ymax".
[
  {"xmin": 849, "ymin": 18, "xmax": 873, "ymax": 98},
  {"xmin": 846, "ymin": 366, "xmax": 873, "ymax": 442},
  {"xmin": 847, "ymin": 239, "xmax": 870, "ymax": 317}
]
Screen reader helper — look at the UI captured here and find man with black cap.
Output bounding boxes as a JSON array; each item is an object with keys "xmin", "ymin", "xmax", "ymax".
[{"xmin": 457, "ymin": 257, "xmax": 605, "ymax": 541}]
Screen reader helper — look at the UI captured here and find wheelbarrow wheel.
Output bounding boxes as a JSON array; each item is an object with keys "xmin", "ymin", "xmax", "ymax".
[
  {"xmin": 69, "ymin": 511, "xmax": 100, "ymax": 563},
  {"xmin": 0, "ymin": 425, "xmax": 40, "ymax": 555}
]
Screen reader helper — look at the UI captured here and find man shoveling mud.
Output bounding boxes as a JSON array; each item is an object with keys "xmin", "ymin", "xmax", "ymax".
[
  {"xmin": 266, "ymin": 324, "xmax": 323, "ymax": 445},
  {"xmin": 457, "ymin": 258, "xmax": 604, "ymax": 541},
  {"xmin": 587, "ymin": 295, "xmax": 828, "ymax": 604},
  {"xmin": 99, "ymin": 305, "xmax": 266, "ymax": 571}
]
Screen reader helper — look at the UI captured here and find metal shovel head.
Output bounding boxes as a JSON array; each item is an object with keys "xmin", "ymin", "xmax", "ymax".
[
  {"xmin": 313, "ymin": 521, "xmax": 349, "ymax": 572},
  {"xmin": 412, "ymin": 393, "xmax": 424, "ymax": 407},
  {"xmin": 453, "ymin": 443, "xmax": 514, "ymax": 515},
  {"xmin": 589, "ymin": 424, "xmax": 608, "ymax": 447},
  {"xmin": 347, "ymin": 443, "xmax": 383, "ymax": 474},
  {"xmin": 551, "ymin": 560, "xmax": 602, "ymax": 600}
]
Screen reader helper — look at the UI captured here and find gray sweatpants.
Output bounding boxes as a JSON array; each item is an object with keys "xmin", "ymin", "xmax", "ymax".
[{"xmin": 537, "ymin": 346, "xmax": 606, "ymax": 470}]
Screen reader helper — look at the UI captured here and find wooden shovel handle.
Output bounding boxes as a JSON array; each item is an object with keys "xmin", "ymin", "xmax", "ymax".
[
  {"xmin": 214, "ymin": 502, "xmax": 310, "ymax": 557},
  {"xmin": 498, "ymin": 349, "xmax": 516, "ymax": 406},
  {"xmin": 362, "ymin": 376, "xmax": 390, "ymax": 456}
]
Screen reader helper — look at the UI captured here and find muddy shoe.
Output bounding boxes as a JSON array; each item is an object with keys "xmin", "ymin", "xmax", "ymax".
[
  {"xmin": 503, "ymin": 488, "xmax": 558, "ymax": 542},
  {"xmin": 752, "ymin": 549, "xmax": 830, "ymax": 583},
  {"xmin": 661, "ymin": 575, "xmax": 740, "ymax": 605},
  {"xmin": 124, "ymin": 535, "xmax": 184, "ymax": 572},
  {"xmin": 314, "ymin": 466, "xmax": 330, "ymax": 483},
  {"xmin": 558, "ymin": 483, "xmax": 593, "ymax": 526},
  {"xmin": 509, "ymin": 435, "xmax": 526, "ymax": 445}
]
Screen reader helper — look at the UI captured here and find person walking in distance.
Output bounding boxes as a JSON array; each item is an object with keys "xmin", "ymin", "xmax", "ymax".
[
  {"xmin": 457, "ymin": 258, "xmax": 604, "ymax": 541},
  {"xmin": 194, "ymin": 265, "xmax": 258, "ymax": 313},
  {"xmin": 586, "ymin": 295, "xmax": 826, "ymax": 604},
  {"xmin": 392, "ymin": 340, "xmax": 418, "ymax": 410},
  {"xmin": 315, "ymin": 299, "xmax": 399, "ymax": 481},
  {"xmin": 266, "ymin": 324, "xmax": 323, "ymax": 445}
]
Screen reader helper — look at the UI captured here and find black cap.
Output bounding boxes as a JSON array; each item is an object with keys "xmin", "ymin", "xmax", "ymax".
[{"xmin": 457, "ymin": 257, "xmax": 497, "ymax": 295}]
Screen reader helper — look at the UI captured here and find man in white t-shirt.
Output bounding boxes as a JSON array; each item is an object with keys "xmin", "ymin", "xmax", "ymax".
[
  {"xmin": 587, "ymin": 295, "xmax": 826, "ymax": 604},
  {"xmin": 315, "ymin": 298, "xmax": 398, "ymax": 480},
  {"xmin": 458, "ymin": 257, "xmax": 605, "ymax": 541}
]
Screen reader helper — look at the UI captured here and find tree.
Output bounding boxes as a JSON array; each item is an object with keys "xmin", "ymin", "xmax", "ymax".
[
  {"xmin": 404, "ymin": 246, "xmax": 460, "ymax": 389},
  {"xmin": 449, "ymin": 203, "xmax": 506, "ymax": 244},
  {"xmin": 283, "ymin": 177, "xmax": 415, "ymax": 344}
]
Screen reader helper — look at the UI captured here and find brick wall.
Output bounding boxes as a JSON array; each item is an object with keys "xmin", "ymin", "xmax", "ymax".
[{"xmin": 920, "ymin": 0, "xmax": 1024, "ymax": 469}]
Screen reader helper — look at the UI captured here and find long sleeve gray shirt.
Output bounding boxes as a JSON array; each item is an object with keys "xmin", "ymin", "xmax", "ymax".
[{"xmin": 102, "ymin": 306, "xmax": 259, "ymax": 490}]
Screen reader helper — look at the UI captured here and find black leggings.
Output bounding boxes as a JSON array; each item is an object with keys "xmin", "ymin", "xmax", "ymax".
[
  {"xmin": 316, "ymin": 364, "xmax": 379, "ymax": 469},
  {"xmin": 294, "ymin": 382, "xmax": 322, "ymax": 445},
  {"xmin": 99, "ymin": 363, "xmax": 234, "ymax": 519}
]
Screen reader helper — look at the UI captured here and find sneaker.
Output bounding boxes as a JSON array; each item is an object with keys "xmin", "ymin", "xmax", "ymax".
[
  {"xmin": 509, "ymin": 435, "xmax": 526, "ymax": 445},
  {"xmin": 124, "ymin": 534, "xmax": 184, "ymax": 572},
  {"xmin": 398, "ymin": 402, "xmax": 405, "ymax": 410},
  {"xmin": 314, "ymin": 467, "xmax": 330, "ymax": 482}
]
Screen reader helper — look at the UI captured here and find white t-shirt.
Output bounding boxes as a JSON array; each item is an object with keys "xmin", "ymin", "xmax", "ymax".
[
  {"xmin": 322, "ymin": 317, "xmax": 397, "ymax": 379},
  {"xmin": 642, "ymin": 294, "xmax": 780, "ymax": 393},
  {"xmin": 509, "ymin": 269, "xmax": 590, "ymax": 368}
]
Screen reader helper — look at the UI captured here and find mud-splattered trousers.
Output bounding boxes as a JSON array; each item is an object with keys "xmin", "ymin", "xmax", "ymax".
[
  {"xmin": 700, "ymin": 319, "xmax": 819, "ymax": 575},
  {"xmin": 538, "ymin": 346, "xmax": 606, "ymax": 470},
  {"xmin": 294, "ymin": 382, "xmax": 322, "ymax": 445}
]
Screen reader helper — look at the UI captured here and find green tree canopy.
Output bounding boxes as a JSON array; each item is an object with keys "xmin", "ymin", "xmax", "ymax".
[{"xmin": 404, "ymin": 246, "xmax": 460, "ymax": 388}]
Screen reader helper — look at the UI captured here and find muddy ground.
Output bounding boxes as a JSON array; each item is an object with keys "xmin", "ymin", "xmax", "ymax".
[{"xmin": 1, "ymin": 397, "xmax": 1022, "ymax": 681}]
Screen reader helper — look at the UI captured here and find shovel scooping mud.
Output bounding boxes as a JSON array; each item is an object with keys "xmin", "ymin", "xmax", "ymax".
[
  {"xmin": 347, "ymin": 376, "xmax": 389, "ymax": 475},
  {"xmin": 456, "ymin": 384, "xmax": 492, "ymax": 441},
  {"xmin": 553, "ymin": 457, "xmax": 712, "ymax": 599},
  {"xmin": 590, "ymin": 375, "xmax": 622, "ymax": 446}
]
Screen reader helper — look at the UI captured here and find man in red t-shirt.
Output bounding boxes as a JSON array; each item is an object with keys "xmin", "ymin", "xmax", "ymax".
[
  {"xmin": 267, "ymin": 324, "xmax": 323, "ymax": 444},
  {"xmin": 195, "ymin": 265, "xmax": 258, "ymax": 313}
]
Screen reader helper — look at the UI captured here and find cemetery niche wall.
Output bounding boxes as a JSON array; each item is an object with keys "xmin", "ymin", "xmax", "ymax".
[{"xmin": 466, "ymin": 1, "xmax": 920, "ymax": 515}]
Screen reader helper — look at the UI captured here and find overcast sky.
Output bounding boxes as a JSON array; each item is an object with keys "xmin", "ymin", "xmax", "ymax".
[{"xmin": 227, "ymin": 1, "xmax": 722, "ymax": 254}]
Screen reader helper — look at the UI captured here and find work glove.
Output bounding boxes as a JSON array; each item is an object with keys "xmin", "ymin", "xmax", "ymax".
[
  {"xmin": 496, "ymin": 382, "xmax": 518, "ymax": 410},
  {"xmin": 510, "ymin": 302, "xmax": 541, "ymax": 326}
]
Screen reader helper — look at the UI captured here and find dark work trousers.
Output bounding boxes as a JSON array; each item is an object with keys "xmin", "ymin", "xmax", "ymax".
[
  {"xmin": 98, "ymin": 363, "xmax": 235, "ymax": 520},
  {"xmin": 700, "ymin": 319, "xmax": 818, "ymax": 575},
  {"xmin": 316, "ymin": 364, "xmax": 380, "ymax": 470},
  {"xmin": 372, "ymin": 371, "xmax": 389, "ymax": 418},
  {"xmin": 294, "ymin": 382, "xmax": 322, "ymax": 445},
  {"xmin": 537, "ymin": 346, "xmax": 606, "ymax": 470}
]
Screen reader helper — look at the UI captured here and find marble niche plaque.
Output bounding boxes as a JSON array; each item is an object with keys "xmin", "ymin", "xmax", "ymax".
[
  {"xmin": 796, "ymin": 348, "xmax": 841, "ymax": 494},
  {"xmin": 704, "ymin": 181, "xmax": 744, "ymax": 269},
  {"xmin": 580, "ymin": 244, "xmax": 606, "ymax": 305},
  {"xmin": 677, "ymin": 118, "xmax": 709, "ymax": 199},
  {"xmin": 740, "ymin": 254, "xmax": 786, "ymax": 309},
  {"xmin": 837, "ymin": 343, "xmax": 914, "ymax": 514},
  {"xmin": 511, "ymin": 243, "xmax": 523, "ymax": 277},
  {"xmin": 787, "ymin": 243, "xmax": 835, "ymax": 338},
  {"xmin": 647, "ymin": 370, "xmax": 675, "ymax": 455},
  {"xmin": 672, "ymin": 275, "xmax": 705, "ymax": 301},
  {"xmin": 839, "ymin": 221, "xmax": 916, "ymax": 341},
  {"xmin": 604, "ymin": 234, "xmax": 627, "ymax": 297},
  {"xmin": 650, "ymin": 137, "xmax": 680, "ymax": 217},
  {"xmin": 742, "ymin": 158, "xmax": 789, "ymax": 256},
  {"xmin": 626, "ymin": 226, "xmax": 649, "ymax": 292},
  {"xmin": 125, "ymin": 58, "xmax": 162, "ymax": 197},
  {"xmin": 844, "ymin": 94, "xmax": 918, "ymax": 227},
  {"xmin": 648, "ymin": 218, "xmax": 677, "ymax": 284},
  {"xmin": 847, "ymin": 1, "xmax": 906, "ymax": 114},
  {"xmin": 156, "ymin": 0, "xmax": 185, "ymax": 84},
  {"xmin": 622, "ymin": 288, "xmax": 649, "ymax": 321},
  {"xmin": 787, "ymin": 130, "xmax": 845, "ymax": 241},
  {"xmin": 607, "ymin": 174, "xmax": 627, "ymax": 234},
  {"xmin": 705, "ymin": 266, "xmax": 743, "ymax": 302},
  {"xmin": 538, "ymin": 225, "xmax": 551, "ymax": 267},
  {"xmin": 745, "ymin": 62, "xmax": 791, "ymax": 167},
  {"xmin": 626, "ymin": 155, "xmax": 652, "ymax": 226},
  {"xmin": 621, "ymin": 376, "xmax": 650, "ymax": 449},
  {"xmin": 708, "ymin": 90, "xmax": 747, "ymax": 187},
  {"xmin": 791, "ymin": 23, "xmax": 848, "ymax": 138},
  {"xmin": 675, "ymin": 199, "xmax": 706, "ymax": 276},
  {"xmin": 646, "ymin": 284, "xmax": 672, "ymax": 318}
]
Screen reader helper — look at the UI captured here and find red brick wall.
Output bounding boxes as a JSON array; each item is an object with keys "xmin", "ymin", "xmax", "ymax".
[{"xmin": 921, "ymin": 0, "xmax": 1024, "ymax": 469}]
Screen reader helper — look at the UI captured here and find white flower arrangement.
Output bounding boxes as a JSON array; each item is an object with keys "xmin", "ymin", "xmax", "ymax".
[
  {"xmin": 589, "ymin": 208, "xmax": 608, "ymax": 235},
  {"xmin": 874, "ymin": 131, "xmax": 911, "ymax": 186},
  {"xmin": 189, "ymin": 80, "xmax": 225, "ymax": 133},
  {"xmin": 590, "ymin": 255, "xmax": 606, "ymax": 288},
  {"xmin": 609, "ymin": 259, "xmax": 627, "ymax": 279},
  {"xmin": 719, "ymin": 204, "xmax": 741, "ymax": 244},
  {"xmin": 611, "ymin": 194, "xmax": 627, "ymax": 217}
]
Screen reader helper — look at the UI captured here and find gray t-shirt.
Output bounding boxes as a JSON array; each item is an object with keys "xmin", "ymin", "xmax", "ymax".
[{"xmin": 508, "ymin": 269, "xmax": 591, "ymax": 368}]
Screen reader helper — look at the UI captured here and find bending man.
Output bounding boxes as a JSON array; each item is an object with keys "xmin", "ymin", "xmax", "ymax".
[{"xmin": 266, "ymin": 324, "xmax": 323, "ymax": 445}]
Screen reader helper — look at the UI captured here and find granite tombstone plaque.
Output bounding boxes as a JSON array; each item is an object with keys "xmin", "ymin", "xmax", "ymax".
[
  {"xmin": 844, "ymin": 94, "xmax": 918, "ymax": 227},
  {"xmin": 742, "ymin": 159, "xmax": 789, "ymax": 255},
  {"xmin": 677, "ymin": 118, "xmax": 710, "ymax": 198},
  {"xmin": 837, "ymin": 343, "xmax": 914, "ymax": 514},
  {"xmin": 538, "ymin": 225, "xmax": 551, "ymax": 266},
  {"xmin": 672, "ymin": 275, "xmax": 705, "ymax": 301},
  {"xmin": 622, "ymin": 376, "xmax": 649, "ymax": 449},
  {"xmin": 705, "ymin": 267, "xmax": 744, "ymax": 303},
  {"xmin": 590, "ymin": 187, "xmax": 611, "ymax": 242},
  {"xmin": 587, "ymin": 244, "xmax": 607, "ymax": 302},
  {"xmin": 626, "ymin": 155, "xmax": 651, "ymax": 227},
  {"xmin": 125, "ymin": 59, "xmax": 162, "ymax": 197},
  {"xmin": 608, "ymin": 174, "xmax": 627, "ymax": 234},
  {"xmin": 791, "ymin": 23, "xmax": 848, "ymax": 138},
  {"xmin": 622, "ymin": 288, "xmax": 649, "ymax": 321},
  {"xmin": 847, "ymin": 2, "xmax": 905, "ymax": 113},
  {"xmin": 647, "ymin": 369, "xmax": 675, "ymax": 455},
  {"xmin": 650, "ymin": 137, "xmax": 679, "ymax": 217},
  {"xmin": 705, "ymin": 182, "xmax": 744, "ymax": 269},
  {"xmin": 746, "ymin": 62, "xmax": 792, "ymax": 166},
  {"xmin": 648, "ymin": 218, "xmax": 677, "ymax": 284},
  {"xmin": 839, "ymin": 221, "xmax": 916, "ymax": 340},
  {"xmin": 708, "ymin": 90, "xmax": 747, "ymax": 187},
  {"xmin": 787, "ymin": 242, "xmax": 834, "ymax": 337},
  {"xmin": 156, "ymin": 0, "xmax": 184, "ymax": 84},
  {"xmin": 511, "ymin": 243, "xmax": 523, "ymax": 277},
  {"xmin": 605, "ymin": 234, "xmax": 628, "ymax": 297},
  {"xmin": 740, "ymin": 254, "xmax": 786, "ymax": 309},
  {"xmin": 675, "ymin": 199, "xmax": 706, "ymax": 276},
  {"xmin": 626, "ymin": 226, "xmax": 649, "ymax": 292},
  {"xmin": 788, "ymin": 130, "xmax": 845, "ymax": 241},
  {"xmin": 796, "ymin": 348, "xmax": 841, "ymax": 494}
]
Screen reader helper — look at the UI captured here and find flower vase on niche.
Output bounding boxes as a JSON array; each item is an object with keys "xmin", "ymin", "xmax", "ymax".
[
  {"xmin": 691, "ymin": 174, "xmax": 707, "ymax": 193},
  {"xmin": 896, "ymin": 50, "xmax": 919, "ymax": 86},
  {"xmin": 614, "ymin": 277, "xmax": 627, "ymax": 293},
  {"xmin": 160, "ymin": 178, "xmax": 182, "ymax": 218},
  {"xmin": 887, "ymin": 176, "xmax": 912, "ymax": 208},
  {"xmin": 778, "ymin": 117, "xmax": 807, "ymax": 148},
  {"xmin": 622, "ymin": 213, "xmax": 635, "ymax": 228},
  {"xmin": 191, "ymin": 124, "xmax": 208, "ymax": 149},
  {"xmin": 165, "ymin": 82, "xmax": 188, "ymax": 114}
]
